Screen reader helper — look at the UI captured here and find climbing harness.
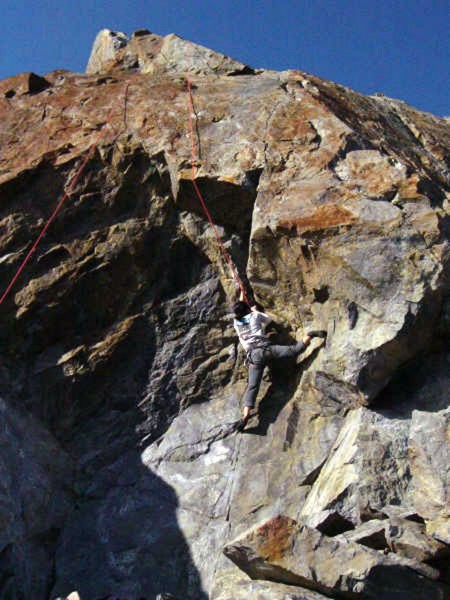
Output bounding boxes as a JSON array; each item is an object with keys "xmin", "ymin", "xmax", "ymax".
[{"xmin": 245, "ymin": 341, "xmax": 271, "ymax": 367}]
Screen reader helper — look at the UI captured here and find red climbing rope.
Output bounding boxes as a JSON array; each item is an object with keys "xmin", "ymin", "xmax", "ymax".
[
  {"xmin": 1, "ymin": 54, "xmax": 248, "ymax": 309},
  {"xmin": 185, "ymin": 45, "xmax": 249, "ymax": 305},
  {"xmin": 0, "ymin": 74, "xmax": 139, "ymax": 307}
]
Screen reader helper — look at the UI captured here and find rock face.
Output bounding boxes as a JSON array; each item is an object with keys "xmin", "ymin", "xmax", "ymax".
[
  {"xmin": 0, "ymin": 399, "xmax": 73, "ymax": 598},
  {"xmin": 0, "ymin": 29, "xmax": 448, "ymax": 600}
]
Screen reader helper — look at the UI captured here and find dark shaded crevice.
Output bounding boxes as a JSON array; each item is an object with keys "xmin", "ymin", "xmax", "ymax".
[
  {"xmin": 159, "ymin": 237, "xmax": 215, "ymax": 303},
  {"xmin": 0, "ymin": 544, "xmax": 14, "ymax": 589},
  {"xmin": 425, "ymin": 556, "xmax": 450, "ymax": 585},
  {"xmin": 437, "ymin": 213, "xmax": 450, "ymax": 247},
  {"xmin": 355, "ymin": 530, "xmax": 389, "ymax": 551},
  {"xmin": 176, "ymin": 176, "xmax": 258, "ymax": 235},
  {"xmin": 243, "ymin": 167, "xmax": 263, "ymax": 190},
  {"xmin": 417, "ymin": 177, "xmax": 447, "ymax": 208},
  {"xmin": 327, "ymin": 132, "xmax": 377, "ymax": 174},
  {"xmin": 0, "ymin": 161, "xmax": 67, "ymax": 222},
  {"xmin": 226, "ymin": 65, "xmax": 256, "ymax": 76},
  {"xmin": 302, "ymin": 460, "xmax": 327, "ymax": 487},
  {"xmin": 36, "ymin": 244, "xmax": 72, "ymax": 271},
  {"xmin": 316, "ymin": 513, "xmax": 355, "ymax": 537},
  {"xmin": 283, "ymin": 401, "xmax": 299, "ymax": 450},
  {"xmin": 364, "ymin": 563, "xmax": 450, "ymax": 599},
  {"xmin": 222, "ymin": 551, "xmax": 351, "ymax": 599},
  {"xmin": 1, "ymin": 73, "xmax": 50, "ymax": 99},
  {"xmin": 357, "ymin": 287, "xmax": 442, "ymax": 401},
  {"xmin": 176, "ymin": 169, "xmax": 262, "ymax": 301},
  {"xmin": 313, "ymin": 285, "xmax": 330, "ymax": 304},
  {"xmin": 294, "ymin": 119, "xmax": 322, "ymax": 149},
  {"xmin": 371, "ymin": 350, "xmax": 450, "ymax": 419},
  {"xmin": 403, "ymin": 513, "xmax": 426, "ymax": 525},
  {"xmin": 347, "ymin": 301, "xmax": 358, "ymax": 329}
]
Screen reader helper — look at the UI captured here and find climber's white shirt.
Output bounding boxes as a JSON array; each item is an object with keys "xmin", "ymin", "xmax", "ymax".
[{"xmin": 233, "ymin": 311, "xmax": 271, "ymax": 351}]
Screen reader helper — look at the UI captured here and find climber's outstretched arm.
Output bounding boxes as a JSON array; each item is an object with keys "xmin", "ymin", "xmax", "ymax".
[
  {"xmin": 239, "ymin": 289, "xmax": 272, "ymax": 323},
  {"xmin": 239, "ymin": 288, "xmax": 257, "ymax": 310}
]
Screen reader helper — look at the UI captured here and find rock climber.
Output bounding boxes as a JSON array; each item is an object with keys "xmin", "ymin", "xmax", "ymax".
[{"xmin": 233, "ymin": 290, "xmax": 326, "ymax": 429}]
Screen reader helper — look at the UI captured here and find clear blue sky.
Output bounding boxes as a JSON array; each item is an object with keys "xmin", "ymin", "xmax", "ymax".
[{"xmin": 2, "ymin": 0, "xmax": 449, "ymax": 116}]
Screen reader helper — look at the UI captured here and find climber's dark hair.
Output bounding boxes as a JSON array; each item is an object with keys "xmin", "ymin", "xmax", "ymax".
[{"xmin": 233, "ymin": 300, "xmax": 251, "ymax": 321}]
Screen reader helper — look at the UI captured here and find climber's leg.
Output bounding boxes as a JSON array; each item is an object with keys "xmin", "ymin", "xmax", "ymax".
[
  {"xmin": 268, "ymin": 339, "xmax": 308, "ymax": 360},
  {"xmin": 243, "ymin": 361, "xmax": 264, "ymax": 410},
  {"xmin": 237, "ymin": 364, "xmax": 264, "ymax": 431}
]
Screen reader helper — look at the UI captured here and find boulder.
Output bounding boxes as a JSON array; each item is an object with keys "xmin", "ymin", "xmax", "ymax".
[
  {"xmin": 335, "ymin": 516, "xmax": 449, "ymax": 565},
  {"xmin": 334, "ymin": 519, "xmax": 389, "ymax": 550},
  {"xmin": 86, "ymin": 29, "xmax": 252, "ymax": 76},
  {"xmin": 385, "ymin": 517, "xmax": 448, "ymax": 562},
  {"xmin": 86, "ymin": 29, "xmax": 133, "ymax": 73},
  {"xmin": 223, "ymin": 515, "xmax": 448, "ymax": 598},
  {"xmin": 300, "ymin": 407, "xmax": 410, "ymax": 529}
]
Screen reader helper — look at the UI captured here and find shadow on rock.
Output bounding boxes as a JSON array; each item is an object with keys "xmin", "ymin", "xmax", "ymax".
[
  {"xmin": 51, "ymin": 446, "xmax": 208, "ymax": 600},
  {"xmin": 372, "ymin": 350, "xmax": 449, "ymax": 420}
]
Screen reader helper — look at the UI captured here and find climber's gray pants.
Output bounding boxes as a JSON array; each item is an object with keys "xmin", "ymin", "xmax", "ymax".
[{"xmin": 243, "ymin": 341, "xmax": 306, "ymax": 408}]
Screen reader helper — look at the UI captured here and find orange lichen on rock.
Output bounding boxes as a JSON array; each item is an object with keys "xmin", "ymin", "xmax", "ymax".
[
  {"xmin": 279, "ymin": 204, "xmax": 356, "ymax": 233},
  {"xmin": 255, "ymin": 515, "xmax": 297, "ymax": 561}
]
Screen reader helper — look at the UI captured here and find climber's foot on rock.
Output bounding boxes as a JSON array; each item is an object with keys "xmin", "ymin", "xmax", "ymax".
[{"xmin": 237, "ymin": 409, "xmax": 251, "ymax": 431}]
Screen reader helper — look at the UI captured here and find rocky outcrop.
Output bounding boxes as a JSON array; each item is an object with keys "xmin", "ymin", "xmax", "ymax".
[
  {"xmin": 0, "ymin": 28, "xmax": 448, "ymax": 600},
  {"xmin": 300, "ymin": 407, "xmax": 412, "ymax": 530},
  {"xmin": 86, "ymin": 29, "xmax": 253, "ymax": 76},
  {"xmin": 223, "ymin": 515, "xmax": 449, "ymax": 598}
]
